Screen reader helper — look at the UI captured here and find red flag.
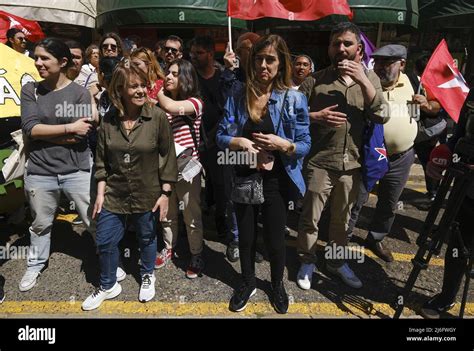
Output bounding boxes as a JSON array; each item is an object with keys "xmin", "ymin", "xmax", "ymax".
[
  {"xmin": 421, "ymin": 39, "xmax": 469, "ymax": 123},
  {"xmin": 227, "ymin": 0, "xmax": 352, "ymax": 21},
  {"xmin": 0, "ymin": 11, "xmax": 45, "ymax": 44}
]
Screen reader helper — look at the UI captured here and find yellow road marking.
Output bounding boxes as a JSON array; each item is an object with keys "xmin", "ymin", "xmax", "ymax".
[
  {"xmin": 348, "ymin": 246, "xmax": 445, "ymax": 266},
  {"xmin": 0, "ymin": 301, "xmax": 472, "ymax": 317},
  {"xmin": 285, "ymin": 242, "xmax": 444, "ymax": 266},
  {"xmin": 55, "ymin": 214, "xmax": 77, "ymax": 222}
]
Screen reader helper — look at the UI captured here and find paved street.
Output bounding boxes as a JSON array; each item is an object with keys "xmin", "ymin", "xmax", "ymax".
[{"xmin": 0, "ymin": 161, "xmax": 472, "ymax": 318}]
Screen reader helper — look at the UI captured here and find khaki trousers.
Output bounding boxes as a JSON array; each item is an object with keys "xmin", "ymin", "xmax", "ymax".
[{"xmin": 297, "ymin": 167, "xmax": 360, "ymax": 264}]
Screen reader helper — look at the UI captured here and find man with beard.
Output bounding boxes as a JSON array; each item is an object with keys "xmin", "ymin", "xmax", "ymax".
[
  {"xmin": 347, "ymin": 44, "xmax": 417, "ymax": 263},
  {"xmin": 296, "ymin": 22, "xmax": 388, "ymax": 290}
]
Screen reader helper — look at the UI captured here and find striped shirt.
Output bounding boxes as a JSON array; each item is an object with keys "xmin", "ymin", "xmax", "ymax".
[{"xmin": 166, "ymin": 97, "xmax": 203, "ymax": 159}]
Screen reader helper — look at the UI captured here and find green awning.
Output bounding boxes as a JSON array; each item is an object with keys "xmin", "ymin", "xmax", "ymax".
[
  {"xmin": 420, "ymin": 0, "xmax": 474, "ymax": 28},
  {"xmin": 348, "ymin": 0, "xmax": 419, "ymax": 27},
  {"xmin": 96, "ymin": 0, "xmax": 246, "ymax": 29}
]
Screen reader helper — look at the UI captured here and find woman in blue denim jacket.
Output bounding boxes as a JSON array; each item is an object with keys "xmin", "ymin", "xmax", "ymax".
[{"xmin": 216, "ymin": 34, "xmax": 311, "ymax": 314}]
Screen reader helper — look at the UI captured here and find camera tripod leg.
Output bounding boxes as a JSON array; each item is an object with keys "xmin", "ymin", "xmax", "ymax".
[
  {"xmin": 393, "ymin": 167, "xmax": 471, "ymax": 319},
  {"xmin": 459, "ymin": 242, "xmax": 473, "ymax": 319}
]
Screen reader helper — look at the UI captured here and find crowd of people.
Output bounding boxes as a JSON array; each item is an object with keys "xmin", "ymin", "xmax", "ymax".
[{"xmin": 1, "ymin": 21, "xmax": 472, "ymax": 318}]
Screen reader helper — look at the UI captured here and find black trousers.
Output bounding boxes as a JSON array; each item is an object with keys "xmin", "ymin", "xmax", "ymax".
[
  {"xmin": 440, "ymin": 196, "xmax": 474, "ymax": 304},
  {"xmin": 234, "ymin": 168, "xmax": 290, "ymax": 288}
]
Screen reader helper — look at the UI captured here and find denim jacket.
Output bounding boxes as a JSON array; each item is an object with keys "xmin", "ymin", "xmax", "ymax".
[{"xmin": 216, "ymin": 87, "xmax": 311, "ymax": 197}]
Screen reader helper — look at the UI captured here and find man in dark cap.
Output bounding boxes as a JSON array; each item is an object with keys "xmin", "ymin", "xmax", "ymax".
[{"xmin": 348, "ymin": 44, "xmax": 418, "ymax": 262}]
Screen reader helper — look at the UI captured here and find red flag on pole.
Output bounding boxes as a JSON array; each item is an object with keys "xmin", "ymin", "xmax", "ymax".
[
  {"xmin": 227, "ymin": 0, "xmax": 352, "ymax": 21},
  {"xmin": 0, "ymin": 11, "xmax": 45, "ymax": 44},
  {"xmin": 421, "ymin": 39, "xmax": 469, "ymax": 123}
]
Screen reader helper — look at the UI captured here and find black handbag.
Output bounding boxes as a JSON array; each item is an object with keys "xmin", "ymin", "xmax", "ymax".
[
  {"xmin": 230, "ymin": 90, "xmax": 289, "ymax": 205},
  {"xmin": 231, "ymin": 172, "xmax": 264, "ymax": 204}
]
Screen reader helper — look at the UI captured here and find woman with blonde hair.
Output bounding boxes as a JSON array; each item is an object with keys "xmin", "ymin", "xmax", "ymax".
[
  {"xmin": 82, "ymin": 61, "xmax": 177, "ymax": 310},
  {"xmin": 130, "ymin": 47, "xmax": 165, "ymax": 102},
  {"xmin": 216, "ymin": 34, "xmax": 311, "ymax": 314}
]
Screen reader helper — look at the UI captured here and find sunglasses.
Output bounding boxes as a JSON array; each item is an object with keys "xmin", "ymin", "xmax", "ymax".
[
  {"xmin": 165, "ymin": 46, "xmax": 179, "ymax": 54},
  {"xmin": 102, "ymin": 43, "xmax": 117, "ymax": 51}
]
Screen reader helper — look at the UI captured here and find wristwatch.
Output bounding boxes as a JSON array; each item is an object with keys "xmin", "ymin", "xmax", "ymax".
[{"xmin": 160, "ymin": 190, "xmax": 172, "ymax": 197}]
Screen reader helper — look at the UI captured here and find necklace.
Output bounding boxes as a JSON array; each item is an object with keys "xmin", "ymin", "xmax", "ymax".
[{"xmin": 122, "ymin": 119, "xmax": 136, "ymax": 131}]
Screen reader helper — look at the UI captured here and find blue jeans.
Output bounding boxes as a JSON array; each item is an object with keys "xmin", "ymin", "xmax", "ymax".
[
  {"xmin": 24, "ymin": 170, "xmax": 92, "ymax": 272},
  {"xmin": 96, "ymin": 208, "xmax": 157, "ymax": 289}
]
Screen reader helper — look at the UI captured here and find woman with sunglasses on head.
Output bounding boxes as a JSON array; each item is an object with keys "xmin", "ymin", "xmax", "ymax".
[
  {"xmin": 216, "ymin": 35, "xmax": 311, "ymax": 314},
  {"xmin": 155, "ymin": 59, "xmax": 205, "ymax": 279},
  {"xmin": 82, "ymin": 61, "xmax": 177, "ymax": 310},
  {"xmin": 130, "ymin": 47, "xmax": 165, "ymax": 104},
  {"xmin": 20, "ymin": 38, "xmax": 94, "ymax": 292},
  {"xmin": 99, "ymin": 33, "xmax": 124, "ymax": 59}
]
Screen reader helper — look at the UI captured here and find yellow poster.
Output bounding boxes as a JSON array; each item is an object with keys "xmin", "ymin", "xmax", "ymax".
[{"xmin": 0, "ymin": 43, "xmax": 41, "ymax": 118}]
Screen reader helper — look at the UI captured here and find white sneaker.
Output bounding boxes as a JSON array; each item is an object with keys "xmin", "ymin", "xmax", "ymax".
[
  {"xmin": 139, "ymin": 273, "xmax": 156, "ymax": 302},
  {"xmin": 327, "ymin": 263, "xmax": 363, "ymax": 289},
  {"xmin": 19, "ymin": 270, "xmax": 40, "ymax": 292},
  {"xmin": 116, "ymin": 267, "xmax": 126, "ymax": 282},
  {"xmin": 297, "ymin": 263, "xmax": 315, "ymax": 290},
  {"xmin": 82, "ymin": 282, "xmax": 122, "ymax": 311}
]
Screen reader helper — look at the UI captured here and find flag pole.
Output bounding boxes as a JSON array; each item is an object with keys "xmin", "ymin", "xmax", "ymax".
[{"xmin": 228, "ymin": 16, "xmax": 233, "ymax": 52}]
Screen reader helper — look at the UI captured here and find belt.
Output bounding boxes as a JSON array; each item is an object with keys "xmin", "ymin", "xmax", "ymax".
[{"xmin": 388, "ymin": 146, "xmax": 413, "ymax": 162}]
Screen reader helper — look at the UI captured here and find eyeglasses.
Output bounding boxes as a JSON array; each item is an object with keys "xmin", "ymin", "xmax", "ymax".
[
  {"xmin": 165, "ymin": 46, "xmax": 179, "ymax": 54},
  {"xmin": 17, "ymin": 37, "xmax": 27, "ymax": 42},
  {"xmin": 102, "ymin": 43, "xmax": 117, "ymax": 51}
]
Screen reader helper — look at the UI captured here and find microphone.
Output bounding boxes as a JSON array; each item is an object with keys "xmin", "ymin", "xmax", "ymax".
[{"xmin": 429, "ymin": 144, "xmax": 452, "ymax": 168}]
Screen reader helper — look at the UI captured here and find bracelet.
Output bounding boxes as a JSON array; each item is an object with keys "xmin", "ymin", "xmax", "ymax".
[
  {"xmin": 160, "ymin": 190, "xmax": 172, "ymax": 197},
  {"xmin": 284, "ymin": 143, "xmax": 296, "ymax": 155}
]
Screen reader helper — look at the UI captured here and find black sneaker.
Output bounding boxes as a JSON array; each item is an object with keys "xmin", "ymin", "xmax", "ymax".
[
  {"xmin": 420, "ymin": 294, "xmax": 455, "ymax": 319},
  {"xmin": 255, "ymin": 251, "xmax": 264, "ymax": 263},
  {"xmin": 229, "ymin": 283, "xmax": 256, "ymax": 312},
  {"xmin": 226, "ymin": 241, "xmax": 239, "ymax": 262},
  {"xmin": 271, "ymin": 281, "xmax": 289, "ymax": 314}
]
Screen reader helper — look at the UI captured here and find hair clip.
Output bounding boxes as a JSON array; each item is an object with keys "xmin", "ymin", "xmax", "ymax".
[{"xmin": 123, "ymin": 58, "xmax": 130, "ymax": 68}]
